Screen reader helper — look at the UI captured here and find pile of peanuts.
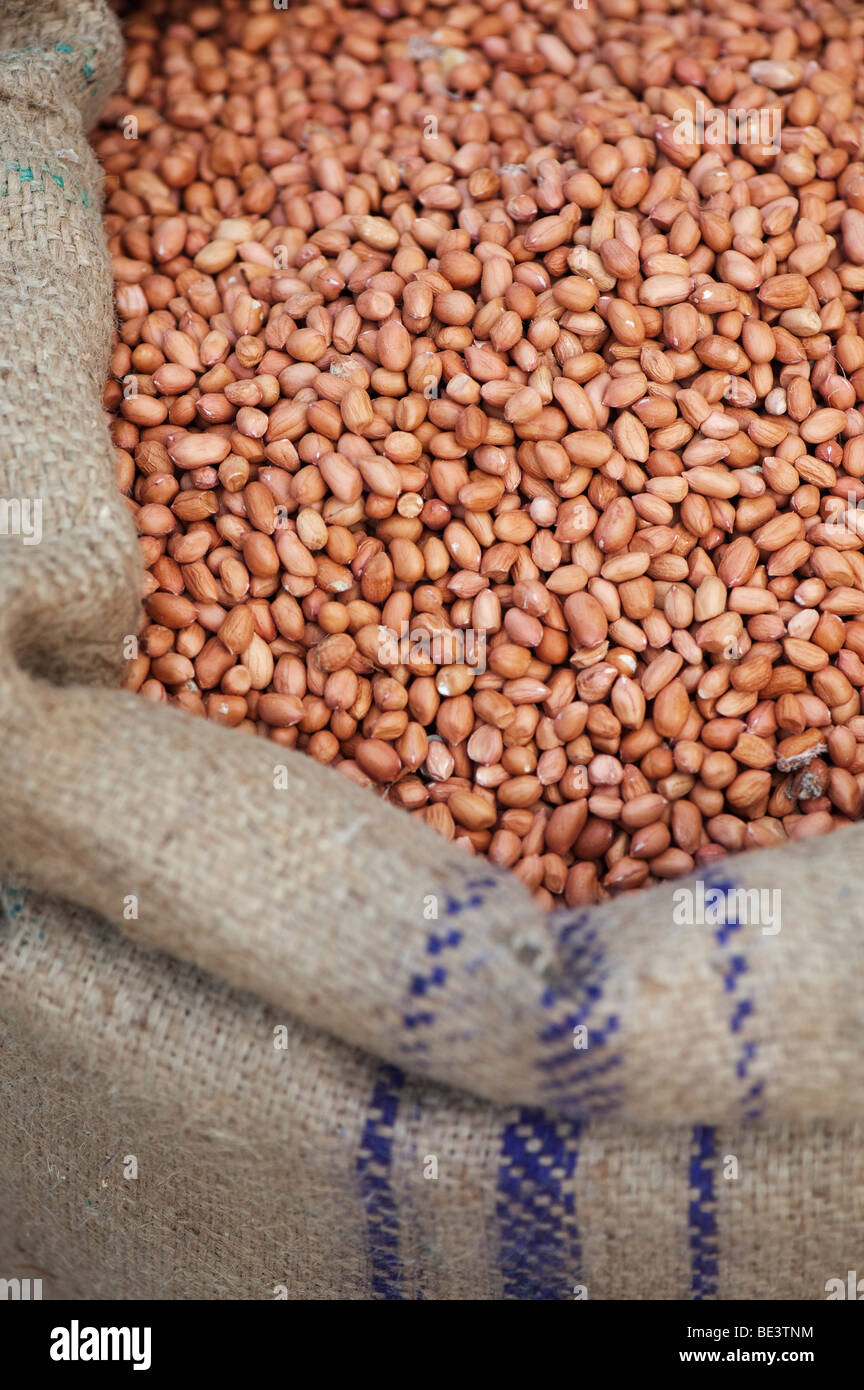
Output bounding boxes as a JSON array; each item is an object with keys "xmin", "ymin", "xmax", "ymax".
[{"xmin": 100, "ymin": 0, "xmax": 864, "ymax": 907}]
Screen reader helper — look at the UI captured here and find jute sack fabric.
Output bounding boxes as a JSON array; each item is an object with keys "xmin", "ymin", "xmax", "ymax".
[
  {"xmin": 0, "ymin": 0, "xmax": 863, "ymax": 1299},
  {"xmin": 3, "ymin": 887, "xmax": 864, "ymax": 1302}
]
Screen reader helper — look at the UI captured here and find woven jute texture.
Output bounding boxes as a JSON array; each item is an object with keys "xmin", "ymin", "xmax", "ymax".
[{"xmin": 1, "ymin": 0, "xmax": 863, "ymax": 1300}]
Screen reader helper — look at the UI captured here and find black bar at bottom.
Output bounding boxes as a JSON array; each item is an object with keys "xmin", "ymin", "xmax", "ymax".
[{"xmin": 3, "ymin": 1296, "xmax": 856, "ymax": 1375}]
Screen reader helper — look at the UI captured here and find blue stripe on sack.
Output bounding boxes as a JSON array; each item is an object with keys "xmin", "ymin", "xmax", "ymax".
[
  {"xmin": 535, "ymin": 912, "xmax": 623, "ymax": 1114},
  {"xmin": 357, "ymin": 1064, "xmax": 406, "ymax": 1299},
  {"xmin": 705, "ymin": 877, "xmax": 764, "ymax": 1120},
  {"xmin": 398, "ymin": 876, "xmax": 624, "ymax": 1116},
  {"xmin": 496, "ymin": 1108, "xmax": 582, "ymax": 1299},
  {"xmin": 401, "ymin": 876, "xmax": 496, "ymax": 1050},
  {"xmin": 689, "ymin": 1125, "xmax": 718, "ymax": 1299}
]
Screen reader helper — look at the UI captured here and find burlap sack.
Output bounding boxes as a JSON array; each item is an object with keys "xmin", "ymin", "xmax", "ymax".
[{"xmin": 1, "ymin": 0, "xmax": 863, "ymax": 1300}]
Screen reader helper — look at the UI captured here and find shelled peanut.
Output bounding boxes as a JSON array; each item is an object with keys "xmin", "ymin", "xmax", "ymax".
[{"xmin": 99, "ymin": 0, "xmax": 864, "ymax": 907}]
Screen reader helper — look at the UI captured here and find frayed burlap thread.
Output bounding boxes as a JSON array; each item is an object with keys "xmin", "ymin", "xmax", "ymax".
[{"xmin": 1, "ymin": 0, "xmax": 863, "ymax": 1300}]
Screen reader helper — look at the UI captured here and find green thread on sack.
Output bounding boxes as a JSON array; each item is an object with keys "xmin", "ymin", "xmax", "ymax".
[
  {"xmin": 78, "ymin": 45, "xmax": 98, "ymax": 85},
  {"xmin": 9, "ymin": 42, "xmax": 101, "ymax": 97},
  {"xmin": 3, "ymin": 886, "xmax": 24, "ymax": 919},
  {"xmin": 0, "ymin": 41, "xmax": 100, "ymax": 204},
  {"xmin": 0, "ymin": 161, "xmax": 90, "ymax": 206},
  {"xmin": 53, "ymin": 40, "xmax": 99, "ymax": 84}
]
